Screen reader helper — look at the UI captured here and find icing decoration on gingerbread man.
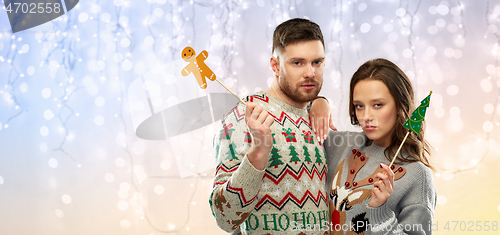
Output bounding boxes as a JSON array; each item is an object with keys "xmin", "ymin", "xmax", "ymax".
[{"xmin": 181, "ymin": 46, "xmax": 216, "ymax": 89}]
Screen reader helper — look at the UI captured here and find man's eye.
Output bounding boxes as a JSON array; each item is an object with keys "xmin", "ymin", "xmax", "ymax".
[
  {"xmin": 313, "ymin": 61, "xmax": 322, "ymax": 65},
  {"xmin": 294, "ymin": 61, "xmax": 301, "ymax": 66}
]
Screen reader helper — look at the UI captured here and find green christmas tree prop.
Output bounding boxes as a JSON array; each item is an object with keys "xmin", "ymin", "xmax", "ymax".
[
  {"xmin": 303, "ymin": 145, "xmax": 312, "ymax": 164},
  {"xmin": 314, "ymin": 146, "xmax": 323, "ymax": 165},
  {"xmin": 404, "ymin": 91, "xmax": 432, "ymax": 134},
  {"xmin": 225, "ymin": 143, "xmax": 239, "ymax": 161},
  {"xmin": 390, "ymin": 91, "xmax": 432, "ymax": 167},
  {"xmin": 289, "ymin": 145, "xmax": 301, "ymax": 164},
  {"xmin": 269, "ymin": 147, "xmax": 284, "ymax": 168}
]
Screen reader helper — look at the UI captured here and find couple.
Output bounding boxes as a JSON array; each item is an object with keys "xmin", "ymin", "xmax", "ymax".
[{"xmin": 209, "ymin": 18, "xmax": 436, "ymax": 235}]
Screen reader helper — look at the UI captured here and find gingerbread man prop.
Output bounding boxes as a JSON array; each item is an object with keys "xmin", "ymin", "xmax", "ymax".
[{"xmin": 181, "ymin": 47, "xmax": 216, "ymax": 89}]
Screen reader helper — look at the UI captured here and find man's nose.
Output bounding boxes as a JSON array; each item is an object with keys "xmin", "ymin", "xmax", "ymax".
[{"xmin": 304, "ymin": 64, "xmax": 315, "ymax": 78}]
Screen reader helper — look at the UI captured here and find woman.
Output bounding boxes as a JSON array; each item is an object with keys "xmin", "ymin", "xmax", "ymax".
[{"xmin": 310, "ymin": 58, "xmax": 436, "ymax": 234}]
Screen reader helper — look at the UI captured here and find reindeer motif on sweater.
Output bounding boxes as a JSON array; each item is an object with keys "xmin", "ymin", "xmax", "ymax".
[{"xmin": 329, "ymin": 149, "xmax": 406, "ymax": 235}]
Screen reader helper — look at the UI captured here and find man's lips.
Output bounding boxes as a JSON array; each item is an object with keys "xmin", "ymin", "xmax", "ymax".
[
  {"xmin": 364, "ymin": 125, "xmax": 377, "ymax": 131},
  {"xmin": 301, "ymin": 84, "xmax": 316, "ymax": 89}
]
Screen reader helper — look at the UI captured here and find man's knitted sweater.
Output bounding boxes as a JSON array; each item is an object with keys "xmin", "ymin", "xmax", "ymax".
[
  {"xmin": 324, "ymin": 131, "xmax": 436, "ymax": 234},
  {"xmin": 210, "ymin": 91, "xmax": 329, "ymax": 234}
]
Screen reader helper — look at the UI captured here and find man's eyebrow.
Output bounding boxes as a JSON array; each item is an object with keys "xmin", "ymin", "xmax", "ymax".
[{"xmin": 287, "ymin": 57, "xmax": 325, "ymax": 61}]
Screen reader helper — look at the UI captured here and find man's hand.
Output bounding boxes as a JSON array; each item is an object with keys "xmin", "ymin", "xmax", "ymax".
[
  {"xmin": 310, "ymin": 97, "xmax": 337, "ymax": 144},
  {"xmin": 245, "ymin": 102, "xmax": 275, "ymax": 170}
]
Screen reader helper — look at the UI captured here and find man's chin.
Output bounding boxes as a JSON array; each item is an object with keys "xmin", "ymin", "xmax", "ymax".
[
  {"xmin": 297, "ymin": 90, "xmax": 320, "ymax": 102},
  {"xmin": 280, "ymin": 85, "xmax": 321, "ymax": 103}
]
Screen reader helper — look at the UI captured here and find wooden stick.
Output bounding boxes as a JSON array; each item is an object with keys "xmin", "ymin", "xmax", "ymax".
[
  {"xmin": 215, "ymin": 78, "xmax": 246, "ymax": 105},
  {"xmin": 389, "ymin": 131, "xmax": 410, "ymax": 168}
]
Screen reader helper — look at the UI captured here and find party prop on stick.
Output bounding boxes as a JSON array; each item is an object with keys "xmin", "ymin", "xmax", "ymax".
[
  {"xmin": 389, "ymin": 91, "xmax": 432, "ymax": 168},
  {"xmin": 181, "ymin": 46, "xmax": 246, "ymax": 105}
]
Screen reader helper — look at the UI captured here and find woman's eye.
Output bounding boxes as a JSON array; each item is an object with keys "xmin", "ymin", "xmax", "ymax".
[
  {"xmin": 355, "ymin": 104, "xmax": 363, "ymax": 109},
  {"xmin": 294, "ymin": 61, "xmax": 301, "ymax": 66},
  {"xmin": 374, "ymin": 103, "xmax": 383, "ymax": 108}
]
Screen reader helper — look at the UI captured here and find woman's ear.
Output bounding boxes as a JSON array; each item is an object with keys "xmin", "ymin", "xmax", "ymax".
[{"xmin": 270, "ymin": 56, "xmax": 280, "ymax": 77}]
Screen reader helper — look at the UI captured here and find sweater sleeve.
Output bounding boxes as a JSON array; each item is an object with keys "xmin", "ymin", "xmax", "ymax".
[
  {"xmin": 367, "ymin": 165, "xmax": 436, "ymax": 235},
  {"xmin": 209, "ymin": 103, "xmax": 266, "ymax": 233},
  {"xmin": 367, "ymin": 202, "xmax": 433, "ymax": 234}
]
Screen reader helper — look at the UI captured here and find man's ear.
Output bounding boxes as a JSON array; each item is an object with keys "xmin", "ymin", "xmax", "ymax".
[{"xmin": 270, "ymin": 56, "xmax": 280, "ymax": 77}]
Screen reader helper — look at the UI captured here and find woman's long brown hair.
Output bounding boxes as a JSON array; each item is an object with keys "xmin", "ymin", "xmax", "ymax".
[{"xmin": 349, "ymin": 58, "xmax": 432, "ymax": 169}]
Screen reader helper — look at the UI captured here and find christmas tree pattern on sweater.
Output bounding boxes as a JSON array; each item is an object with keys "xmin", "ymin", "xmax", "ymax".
[{"xmin": 210, "ymin": 91, "xmax": 329, "ymax": 234}]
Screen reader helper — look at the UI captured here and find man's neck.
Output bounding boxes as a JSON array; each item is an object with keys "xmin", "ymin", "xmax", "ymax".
[{"xmin": 266, "ymin": 86, "xmax": 308, "ymax": 110}]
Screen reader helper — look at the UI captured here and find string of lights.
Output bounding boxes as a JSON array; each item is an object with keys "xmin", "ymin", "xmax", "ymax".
[
  {"xmin": 439, "ymin": 0, "xmax": 500, "ymax": 174},
  {"xmin": 48, "ymin": 16, "xmax": 81, "ymax": 164},
  {"xmin": 1, "ymin": 32, "xmax": 25, "ymax": 128},
  {"xmin": 396, "ymin": 0, "xmax": 421, "ymax": 81},
  {"xmin": 329, "ymin": 0, "xmax": 344, "ymax": 122}
]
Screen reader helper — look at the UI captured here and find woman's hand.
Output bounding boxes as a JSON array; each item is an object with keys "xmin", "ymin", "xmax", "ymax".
[
  {"xmin": 245, "ymin": 102, "xmax": 275, "ymax": 170},
  {"xmin": 310, "ymin": 97, "xmax": 337, "ymax": 143},
  {"xmin": 369, "ymin": 163, "xmax": 395, "ymax": 208}
]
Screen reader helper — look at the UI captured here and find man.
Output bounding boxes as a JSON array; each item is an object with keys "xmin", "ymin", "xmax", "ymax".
[{"xmin": 209, "ymin": 18, "xmax": 329, "ymax": 234}]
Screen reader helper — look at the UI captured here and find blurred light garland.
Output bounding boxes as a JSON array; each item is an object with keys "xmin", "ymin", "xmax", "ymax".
[
  {"xmin": 46, "ymin": 15, "xmax": 81, "ymax": 164},
  {"xmin": 2, "ymin": 33, "xmax": 25, "ymax": 126},
  {"xmin": 397, "ymin": 0, "xmax": 420, "ymax": 80},
  {"xmin": 330, "ymin": 0, "xmax": 345, "ymax": 122},
  {"xmin": 441, "ymin": 0, "xmax": 500, "ymax": 174},
  {"xmin": 456, "ymin": 0, "xmax": 467, "ymax": 38}
]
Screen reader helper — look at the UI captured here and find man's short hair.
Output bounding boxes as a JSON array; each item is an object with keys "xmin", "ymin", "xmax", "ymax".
[{"xmin": 272, "ymin": 18, "xmax": 325, "ymax": 56}]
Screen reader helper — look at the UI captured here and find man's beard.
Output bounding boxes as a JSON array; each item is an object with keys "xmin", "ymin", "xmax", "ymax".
[{"xmin": 279, "ymin": 76, "xmax": 322, "ymax": 103}]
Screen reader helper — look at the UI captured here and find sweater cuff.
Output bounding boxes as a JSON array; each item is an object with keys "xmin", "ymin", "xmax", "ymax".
[
  {"xmin": 314, "ymin": 96, "xmax": 329, "ymax": 103},
  {"xmin": 229, "ymin": 156, "xmax": 266, "ymax": 201},
  {"xmin": 241, "ymin": 154, "xmax": 266, "ymax": 174},
  {"xmin": 367, "ymin": 202, "xmax": 395, "ymax": 229}
]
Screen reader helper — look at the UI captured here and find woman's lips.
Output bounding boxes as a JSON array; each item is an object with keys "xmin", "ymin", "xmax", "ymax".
[{"xmin": 364, "ymin": 125, "xmax": 377, "ymax": 131}]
